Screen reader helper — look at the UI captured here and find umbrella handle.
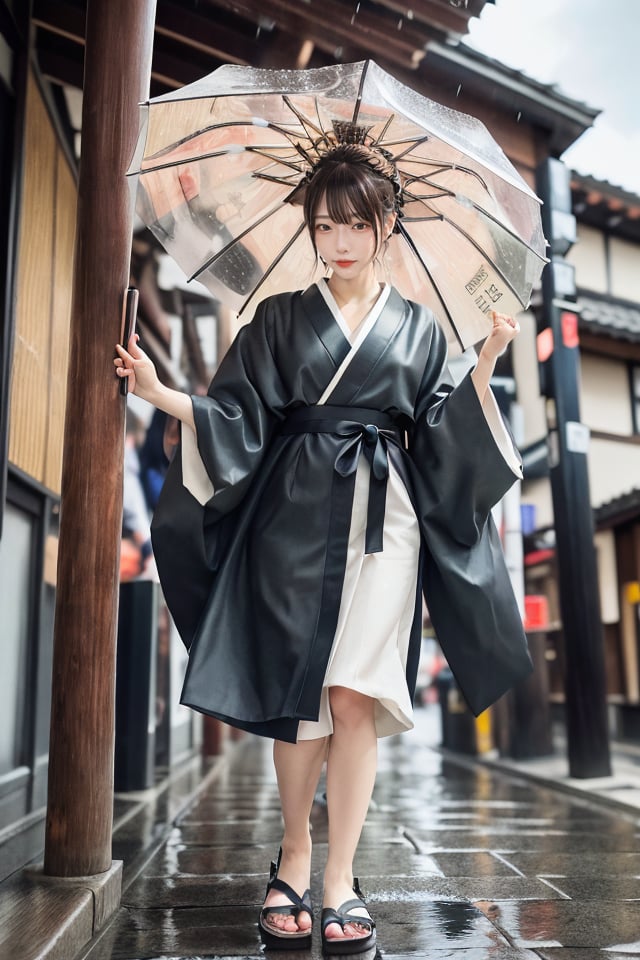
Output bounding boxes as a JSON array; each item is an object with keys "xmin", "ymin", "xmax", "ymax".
[{"xmin": 119, "ymin": 286, "xmax": 139, "ymax": 398}]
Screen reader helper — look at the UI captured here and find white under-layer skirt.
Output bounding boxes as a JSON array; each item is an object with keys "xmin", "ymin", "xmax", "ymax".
[{"xmin": 297, "ymin": 458, "xmax": 421, "ymax": 741}]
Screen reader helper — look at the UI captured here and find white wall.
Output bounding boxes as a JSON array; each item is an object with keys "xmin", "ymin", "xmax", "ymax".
[
  {"xmin": 521, "ymin": 476, "xmax": 554, "ymax": 530},
  {"xmin": 610, "ymin": 236, "xmax": 640, "ymax": 304},
  {"xmin": 567, "ymin": 224, "xmax": 608, "ymax": 293},
  {"xmin": 580, "ymin": 353, "xmax": 633, "ymax": 435},
  {"xmin": 587, "ymin": 435, "xmax": 640, "ymax": 507},
  {"xmin": 512, "ymin": 310, "xmax": 547, "ymax": 446}
]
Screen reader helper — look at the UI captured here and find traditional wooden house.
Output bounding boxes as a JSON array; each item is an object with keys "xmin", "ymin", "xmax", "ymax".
[
  {"xmin": 516, "ymin": 172, "xmax": 640, "ymax": 738},
  {"xmin": 0, "ymin": 5, "xmax": 601, "ymax": 952}
]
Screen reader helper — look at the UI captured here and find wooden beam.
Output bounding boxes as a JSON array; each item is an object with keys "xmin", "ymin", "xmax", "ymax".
[
  {"xmin": 35, "ymin": 29, "xmax": 85, "ymax": 88},
  {"xmin": 32, "ymin": 0, "xmax": 85, "ymax": 45},
  {"xmin": 43, "ymin": 0, "xmax": 157, "ymax": 878},
  {"xmin": 151, "ymin": 34, "xmax": 224, "ymax": 88},
  {"xmin": 155, "ymin": 0, "xmax": 259, "ymax": 65},
  {"xmin": 207, "ymin": 0, "xmax": 439, "ymax": 66},
  {"xmin": 579, "ymin": 329, "xmax": 640, "ymax": 361},
  {"xmin": 372, "ymin": 0, "xmax": 482, "ymax": 36}
]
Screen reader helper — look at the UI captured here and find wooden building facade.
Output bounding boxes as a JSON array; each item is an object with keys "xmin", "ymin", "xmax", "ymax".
[{"xmin": 0, "ymin": 0, "xmax": 599, "ymax": 896}]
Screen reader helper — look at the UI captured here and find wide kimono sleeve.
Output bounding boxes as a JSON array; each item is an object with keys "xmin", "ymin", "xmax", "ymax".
[
  {"xmin": 151, "ymin": 298, "xmax": 289, "ymax": 648},
  {"xmin": 407, "ymin": 318, "xmax": 532, "ymax": 715}
]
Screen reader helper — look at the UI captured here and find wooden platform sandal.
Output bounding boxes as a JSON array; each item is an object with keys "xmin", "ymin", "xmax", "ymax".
[
  {"xmin": 320, "ymin": 878, "xmax": 376, "ymax": 955},
  {"xmin": 259, "ymin": 847, "xmax": 313, "ymax": 951}
]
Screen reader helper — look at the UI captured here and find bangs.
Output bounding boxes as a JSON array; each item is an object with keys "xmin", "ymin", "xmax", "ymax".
[{"xmin": 322, "ymin": 167, "xmax": 382, "ymax": 229}]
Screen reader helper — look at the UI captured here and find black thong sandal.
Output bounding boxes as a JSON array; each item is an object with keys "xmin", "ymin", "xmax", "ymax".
[
  {"xmin": 259, "ymin": 848, "xmax": 313, "ymax": 951},
  {"xmin": 321, "ymin": 878, "xmax": 376, "ymax": 956}
]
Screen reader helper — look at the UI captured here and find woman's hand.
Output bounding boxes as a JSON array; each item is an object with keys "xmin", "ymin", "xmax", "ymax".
[
  {"xmin": 114, "ymin": 334, "xmax": 196, "ymax": 430},
  {"xmin": 471, "ymin": 311, "xmax": 520, "ymax": 404},
  {"xmin": 114, "ymin": 334, "xmax": 160, "ymax": 401},
  {"xmin": 479, "ymin": 311, "xmax": 520, "ymax": 364}
]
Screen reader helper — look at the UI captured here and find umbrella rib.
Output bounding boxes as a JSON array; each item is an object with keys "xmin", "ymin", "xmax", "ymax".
[
  {"xmin": 420, "ymin": 190, "xmax": 546, "ymax": 266},
  {"xmin": 140, "ymin": 120, "xmax": 315, "ymax": 172},
  {"xmin": 351, "ymin": 60, "xmax": 370, "ymax": 126},
  {"xmin": 144, "ymin": 120, "xmax": 305, "ymax": 161},
  {"xmin": 465, "ymin": 200, "xmax": 548, "ymax": 261},
  {"xmin": 253, "ymin": 171, "xmax": 303, "ymax": 187},
  {"xmin": 404, "ymin": 163, "xmax": 489, "ymax": 193},
  {"xmin": 404, "ymin": 184, "xmax": 545, "ymax": 262},
  {"xmin": 249, "ymin": 148, "xmax": 307, "ymax": 174},
  {"xmin": 389, "ymin": 137, "xmax": 432, "ymax": 161},
  {"xmin": 238, "ymin": 222, "xmax": 308, "ymax": 315},
  {"xmin": 432, "ymin": 209, "xmax": 533, "ymax": 303},
  {"xmin": 313, "ymin": 97, "xmax": 333, "ymax": 149},
  {"xmin": 137, "ymin": 141, "xmax": 304, "ymax": 176},
  {"xmin": 396, "ymin": 221, "xmax": 464, "ymax": 352},
  {"xmin": 188, "ymin": 201, "xmax": 288, "ymax": 282},
  {"xmin": 371, "ymin": 114, "xmax": 395, "ymax": 147},
  {"xmin": 282, "ymin": 95, "xmax": 325, "ymax": 141}
]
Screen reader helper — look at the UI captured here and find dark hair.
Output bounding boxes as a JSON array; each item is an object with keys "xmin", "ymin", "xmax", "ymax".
[{"xmin": 302, "ymin": 144, "xmax": 397, "ymax": 256}]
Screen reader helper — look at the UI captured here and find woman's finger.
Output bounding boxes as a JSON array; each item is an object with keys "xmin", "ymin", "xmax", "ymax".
[{"xmin": 127, "ymin": 332, "xmax": 143, "ymax": 358}]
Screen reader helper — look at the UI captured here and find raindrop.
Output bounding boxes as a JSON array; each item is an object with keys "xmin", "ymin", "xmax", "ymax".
[
  {"xmin": 407, "ymin": 9, "xmax": 414, "ymax": 19},
  {"xmin": 255, "ymin": 26, "xmax": 261, "ymax": 39},
  {"xmin": 397, "ymin": 17, "xmax": 403, "ymax": 29},
  {"xmin": 355, "ymin": 1, "xmax": 360, "ymax": 11},
  {"xmin": 516, "ymin": 111, "xmax": 522, "ymax": 122},
  {"xmin": 456, "ymin": 83, "xmax": 462, "ymax": 97}
]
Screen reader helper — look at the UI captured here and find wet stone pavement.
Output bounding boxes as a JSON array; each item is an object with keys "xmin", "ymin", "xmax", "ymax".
[{"xmin": 80, "ymin": 707, "xmax": 640, "ymax": 960}]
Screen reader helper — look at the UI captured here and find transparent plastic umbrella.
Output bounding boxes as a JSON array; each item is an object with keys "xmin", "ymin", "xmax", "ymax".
[{"xmin": 129, "ymin": 60, "xmax": 547, "ymax": 350}]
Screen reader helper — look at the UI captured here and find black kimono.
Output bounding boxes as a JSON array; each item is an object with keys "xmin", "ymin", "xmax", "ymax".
[{"xmin": 151, "ymin": 282, "xmax": 532, "ymax": 743}]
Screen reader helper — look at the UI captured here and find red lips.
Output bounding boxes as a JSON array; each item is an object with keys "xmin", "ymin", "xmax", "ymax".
[{"xmin": 335, "ymin": 260, "xmax": 355, "ymax": 268}]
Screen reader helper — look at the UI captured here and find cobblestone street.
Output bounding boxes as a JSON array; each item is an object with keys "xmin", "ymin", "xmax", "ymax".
[{"xmin": 77, "ymin": 707, "xmax": 640, "ymax": 959}]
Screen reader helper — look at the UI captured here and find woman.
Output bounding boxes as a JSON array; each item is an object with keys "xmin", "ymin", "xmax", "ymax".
[{"xmin": 115, "ymin": 143, "xmax": 531, "ymax": 954}]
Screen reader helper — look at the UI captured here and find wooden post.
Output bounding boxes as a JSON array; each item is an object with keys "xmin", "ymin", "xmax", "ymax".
[{"xmin": 44, "ymin": 0, "xmax": 157, "ymax": 876}]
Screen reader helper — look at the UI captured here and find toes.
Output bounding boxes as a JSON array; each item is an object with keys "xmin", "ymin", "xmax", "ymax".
[
  {"xmin": 324, "ymin": 919, "xmax": 371, "ymax": 941},
  {"xmin": 324, "ymin": 921, "xmax": 347, "ymax": 940},
  {"xmin": 266, "ymin": 911, "xmax": 310, "ymax": 934},
  {"xmin": 343, "ymin": 920, "xmax": 371, "ymax": 939}
]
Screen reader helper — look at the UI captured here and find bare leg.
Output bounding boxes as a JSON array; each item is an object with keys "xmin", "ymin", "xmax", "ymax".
[
  {"xmin": 263, "ymin": 735, "xmax": 328, "ymax": 933},
  {"xmin": 323, "ymin": 686, "xmax": 378, "ymax": 942}
]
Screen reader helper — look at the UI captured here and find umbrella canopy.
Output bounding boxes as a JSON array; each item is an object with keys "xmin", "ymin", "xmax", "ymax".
[{"xmin": 130, "ymin": 60, "xmax": 547, "ymax": 350}]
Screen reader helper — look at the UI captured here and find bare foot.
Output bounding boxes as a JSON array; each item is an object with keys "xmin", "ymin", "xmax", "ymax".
[
  {"xmin": 323, "ymin": 881, "xmax": 373, "ymax": 942},
  {"xmin": 262, "ymin": 845, "xmax": 312, "ymax": 935}
]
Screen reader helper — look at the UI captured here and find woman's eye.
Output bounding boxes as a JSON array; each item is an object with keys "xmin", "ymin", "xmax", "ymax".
[
  {"xmin": 353, "ymin": 222, "xmax": 369, "ymax": 231},
  {"xmin": 316, "ymin": 223, "xmax": 330, "ymax": 232}
]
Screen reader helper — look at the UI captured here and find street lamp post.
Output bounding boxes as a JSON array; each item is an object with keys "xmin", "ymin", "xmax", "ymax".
[{"xmin": 535, "ymin": 158, "xmax": 611, "ymax": 779}]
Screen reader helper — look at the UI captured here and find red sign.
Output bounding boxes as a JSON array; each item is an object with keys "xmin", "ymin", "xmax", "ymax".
[
  {"xmin": 561, "ymin": 311, "xmax": 579, "ymax": 348},
  {"xmin": 524, "ymin": 594, "xmax": 550, "ymax": 631},
  {"xmin": 537, "ymin": 327, "xmax": 554, "ymax": 363}
]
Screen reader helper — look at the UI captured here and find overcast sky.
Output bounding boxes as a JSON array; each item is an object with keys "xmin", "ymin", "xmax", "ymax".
[{"xmin": 466, "ymin": 0, "xmax": 640, "ymax": 195}]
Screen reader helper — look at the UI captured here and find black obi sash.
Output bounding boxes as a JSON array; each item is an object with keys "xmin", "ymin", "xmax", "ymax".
[{"xmin": 281, "ymin": 405, "xmax": 404, "ymax": 554}]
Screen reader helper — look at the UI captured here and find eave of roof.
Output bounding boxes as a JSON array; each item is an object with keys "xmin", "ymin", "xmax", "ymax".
[
  {"xmin": 578, "ymin": 291, "xmax": 640, "ymax": 345},
  {"xmin": 594, "ymin": 488, "xmax": 640, "ymax": 527},
  {"xmin": 572, "ymin": 171, "xmax": 640, "ymax": 243},
  {"xmin": 424, "ymin": 40, "xmax": 600, "ymax": 154}
]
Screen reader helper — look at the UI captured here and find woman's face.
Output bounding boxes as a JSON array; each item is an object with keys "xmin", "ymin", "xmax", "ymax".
[{"xmin": 313, "ymin": 197, "xmax": 387, "ymax": 281}]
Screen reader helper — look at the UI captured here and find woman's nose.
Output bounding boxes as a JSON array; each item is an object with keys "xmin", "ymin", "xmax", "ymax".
[{"xmin": 335, "ymin": 227, "xmax": 350, "ymax": 250}]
